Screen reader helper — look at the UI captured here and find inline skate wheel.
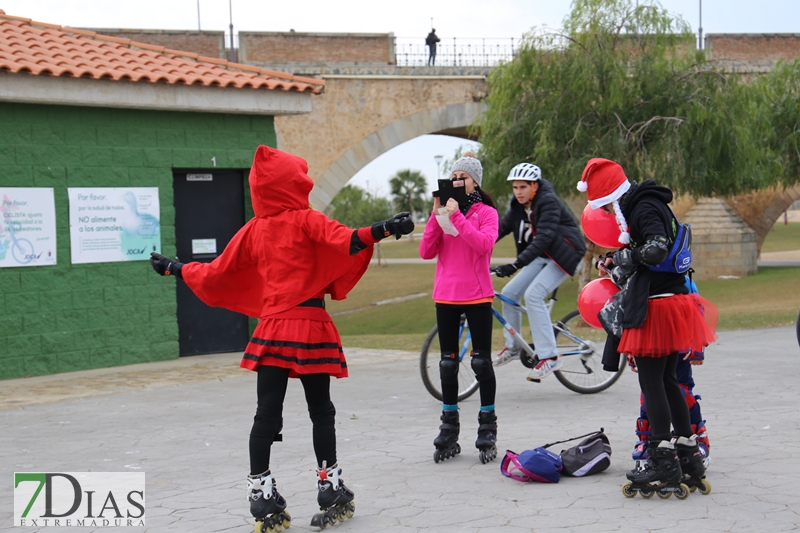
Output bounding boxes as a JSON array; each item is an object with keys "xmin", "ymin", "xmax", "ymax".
[
  {"xmin": 699, "ymin": 479, "xmax": 712, "ymax": 495},
  {"xmin": 433, "ymin": 451, "xmax": 441, "ymax": 463},
  {"xmin": 689, "ymin": 485, "xmax": 697, "ymax": 493},
  {"xmin": 676, "ymin": 483, "xmax": 690, "ymax": 500},
  {"xmin": 621, "ymin": 482, "xmax": 636, "ymax": 498},
  {"xmin": 640, "ymin": 487, "xmax": 654, "ymax": 499},
  {"xmin": 657, "ymin": 489, "xmax": 672, "ymax": 499},
  {"xmin": 479, "ymin": 447, "xmax": 497, "ymax": 464}
]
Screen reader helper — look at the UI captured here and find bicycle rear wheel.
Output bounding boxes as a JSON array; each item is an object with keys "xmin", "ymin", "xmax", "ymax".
[
  {"xmin": 553, "ymin": 310, "xmax": 625, "ymax": 394},
  {"xmin": 419, "ymin": 321, "xmax": 480, "ymax": 402}
]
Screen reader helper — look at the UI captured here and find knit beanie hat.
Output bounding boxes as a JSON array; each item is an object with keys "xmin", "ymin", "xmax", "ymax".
[
  {"xmin": 577, "ymin": 158, "xmax": 632, "ymax": 244},
  {"xmin": 450, "ymin": 152, "xmax": 483, "ymax": 187}
]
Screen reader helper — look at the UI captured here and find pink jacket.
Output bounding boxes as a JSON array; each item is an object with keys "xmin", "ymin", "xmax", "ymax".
[{"xmin": 419, "ymin": 202, "xmax": 499, "ymax": 302}]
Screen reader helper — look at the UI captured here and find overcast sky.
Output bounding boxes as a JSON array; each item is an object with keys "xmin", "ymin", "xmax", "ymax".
[{"xmin": 6, "ymin": 0, "xmax": 798, "ymax": 198}]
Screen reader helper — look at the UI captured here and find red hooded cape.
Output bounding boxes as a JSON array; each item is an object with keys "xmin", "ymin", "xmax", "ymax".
[{"xmin": 182, "ymin": 145, "xmax": 372, "ymax": 317}]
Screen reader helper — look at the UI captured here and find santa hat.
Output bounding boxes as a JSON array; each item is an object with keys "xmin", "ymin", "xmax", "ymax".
[{"xmin": 577, "ymin": 158, "xmax": 631, "ymax": 245}]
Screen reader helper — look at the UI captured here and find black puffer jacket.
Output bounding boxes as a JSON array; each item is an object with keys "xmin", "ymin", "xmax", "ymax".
[{"xmin": 498, "ymin": 179, "xmax": 586, "ymax": 275}]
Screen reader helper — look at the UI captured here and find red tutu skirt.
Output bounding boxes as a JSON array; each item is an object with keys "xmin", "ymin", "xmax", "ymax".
[
  {"xmin": 240, "ymin": 306, "xmax": 348, "ymax": 378},
  {"xmin": 618, "ymin": 294, "xmax": 718, "ymax": 357}
]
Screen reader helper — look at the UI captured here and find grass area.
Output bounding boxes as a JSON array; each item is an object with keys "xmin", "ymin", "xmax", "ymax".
[
  {"xmin": 695, "ymin": 267, "xmax": 800, "ymax": 329},
  {"xmin": 332, "ymin": 262, "xmax": 800, "ymax": 352},
  {"xmin": 761, "ymin": 222, "xmax": 800, "ymax": 254}
]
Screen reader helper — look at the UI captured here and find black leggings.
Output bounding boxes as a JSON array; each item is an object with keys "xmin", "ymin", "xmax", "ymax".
[
  {"xmin": 436, "ymin": 303, "xmax": 495, "ymax": 407},
  {"xmin": 250, "ymin": 366, "xmax": 336, "ymax": 475},
  {"xmin": 635, "ymin": 353, "xmax": 693, "ymax": 442}
]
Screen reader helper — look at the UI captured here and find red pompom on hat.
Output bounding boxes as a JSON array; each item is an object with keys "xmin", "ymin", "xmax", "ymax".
[{"xmin": 577, "ymin": 158, "xmax": 632, "ymax": 245}]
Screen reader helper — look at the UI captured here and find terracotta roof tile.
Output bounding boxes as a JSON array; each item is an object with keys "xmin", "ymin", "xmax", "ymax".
[{"xmin": 0, "ymin": 13, "xmax": 324, "ymax": 94}]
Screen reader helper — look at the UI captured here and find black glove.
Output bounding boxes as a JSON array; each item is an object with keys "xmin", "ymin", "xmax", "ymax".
[
  {"xmin": 494, "ymin": 263, "xmax": 519, "ymax": 278},
  {"xmin": 371, "ymin": 212, "xmax": 415, "ymax": 240},
  {"xmin": 150, "ymin": 252, "xmax": 183, "ymax": 278},
  {"xmin": 612, "ymin": 248, "xmax": 635, "ymax": 268}
]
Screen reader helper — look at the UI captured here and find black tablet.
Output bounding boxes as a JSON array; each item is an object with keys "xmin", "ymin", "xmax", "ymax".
[{"xmin": 435, "ymin": 179, "xmax": 468, "ymax": 207}]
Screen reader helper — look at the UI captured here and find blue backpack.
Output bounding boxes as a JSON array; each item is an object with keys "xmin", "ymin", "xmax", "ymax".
[
  {"xmin": 500, "ymin": 448, "xmax": 562, "ymax": 483},
  {"xmin": 649, "ymin": 220, "xmax": 692, "ymax": 274}
]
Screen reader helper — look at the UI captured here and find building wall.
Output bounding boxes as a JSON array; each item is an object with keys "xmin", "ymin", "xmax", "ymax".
[
  {"xmin": 82, "ymin": 29, "xmax": 226, "ymax": 59},
  {"xmin": 706, "ymin": 34, "xmax": 800, "ymax": 62},
  {"xmin": 238, "ymin": 32, "xmax": 395, "ymax": 65},
  {"xmin": 0, "ymin": 102, "xmax": 275, "ymax": 380}
]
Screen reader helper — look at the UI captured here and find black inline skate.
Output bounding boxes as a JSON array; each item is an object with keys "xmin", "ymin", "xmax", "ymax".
[
  {"xmin": 475, "ymin": 410, "xmax": 498, "ymax": 464},
  {"xmin": 674, "ymin": 435, "xmax": 712, "ymax": 495},
  {"xmin": 247, "ymin": 471, "xmax": 291, "ymax": 533},
  {"xmin": 433, "ymin": 410, "xmax": 461, "ymax": 463},
  {"xmin": 622, "ymin": 440, "xmax": 690, "ymax": 499},
  {"xmin": 310, "ymin": 462, "xmax": 355, "ymax": 529}
]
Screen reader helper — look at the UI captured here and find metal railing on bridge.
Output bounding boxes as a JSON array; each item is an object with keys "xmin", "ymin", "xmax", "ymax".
[{"xmin": 394, "ymin": 37, "xmax": 518, "ymax": 67}]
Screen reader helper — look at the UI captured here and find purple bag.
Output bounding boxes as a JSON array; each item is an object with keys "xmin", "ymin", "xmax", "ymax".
[{"xmin": 500, "ymin": 448, "xmax": 562, "ymax": 483}]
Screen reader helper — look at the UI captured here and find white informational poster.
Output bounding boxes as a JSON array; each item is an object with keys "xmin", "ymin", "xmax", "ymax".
[
  {"xmin": 0, "ymin": 188, "xmax": 57, "ymax": 268},
  {"xmin": 68, "ymin": 188, "xmax": 161, "ymax": 264}
]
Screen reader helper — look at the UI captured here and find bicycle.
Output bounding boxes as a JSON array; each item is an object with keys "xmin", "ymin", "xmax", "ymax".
[
  {"xmin": 0, "ymin": 220, "xmax": 35, "ymax": 265},
  {"xmin": 419, "ymin": 287, "xmax": 625, "ymax": 402},
  {"xmin": 796, "ymin": 310, "xmax": 800, "ymax": 349}
]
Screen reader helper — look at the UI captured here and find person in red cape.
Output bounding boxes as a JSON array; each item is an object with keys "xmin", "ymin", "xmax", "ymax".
[
  {"xmin": 150, "ymin": 145, "xmax": 413, "ymax": 529},
  {"xmin": 578, "ymin": 158, "xmax": 717, "ymax": 497}
]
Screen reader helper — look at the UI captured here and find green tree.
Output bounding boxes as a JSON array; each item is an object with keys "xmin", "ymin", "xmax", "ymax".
[
  {"xmin": 326, "ymin": 184, "xmax": 393, "ymax": 229},
  {"xmin": 759, "ymin": 59, "xmax": 800, "ymax": 187},
  {"xmin": 475, "ymin": 0, "xmax": 773, "ymax": 200},
  {"xmin": 389, "ymin": 169, "xmax": 429, "ymax": 219}
]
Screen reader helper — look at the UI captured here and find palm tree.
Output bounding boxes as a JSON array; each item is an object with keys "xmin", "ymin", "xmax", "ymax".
[{"xmin": 389, "ymin": 169, "xmax": 428, "ymax": 220}]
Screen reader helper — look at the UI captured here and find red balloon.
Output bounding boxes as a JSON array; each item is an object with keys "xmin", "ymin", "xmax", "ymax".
[
  {"xmin": 577, "ymin": 278, "xmax": 620, "ymax": 329},
  {"xmin": 581, "ymin": 204, "xmax": 622, "ymax": 248}
]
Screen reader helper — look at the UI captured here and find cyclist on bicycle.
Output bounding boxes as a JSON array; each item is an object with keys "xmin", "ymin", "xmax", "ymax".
[{"xmin": 494, "ymin": 163, "xmax": 586, "ymax": 381}]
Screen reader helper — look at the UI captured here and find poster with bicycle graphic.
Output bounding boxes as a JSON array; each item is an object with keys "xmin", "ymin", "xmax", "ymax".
[
  {"xmin": 0, "ymin": 188, "xmax": 57, "ymax": 268},
  {"xmin": 67, "ymin": 187, "xmax": 160, "ymax": 264}
]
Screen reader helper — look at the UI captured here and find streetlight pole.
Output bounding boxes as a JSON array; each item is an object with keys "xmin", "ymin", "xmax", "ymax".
[
  {"xmin": 434, "ymin": 155, "xmax": 444, "ymax": 180},
  {"xmin": 698, "ymin": 0, "xmax": 704, "ymax": 50},
  {"xmin": 229, "ymin": 0, "xmax": 235, "ymax": 62}
]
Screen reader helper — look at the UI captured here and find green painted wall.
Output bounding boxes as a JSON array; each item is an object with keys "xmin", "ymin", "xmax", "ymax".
[{"xmin": 0, "ymin": 102, "xmax": 276, "ymax": 380}]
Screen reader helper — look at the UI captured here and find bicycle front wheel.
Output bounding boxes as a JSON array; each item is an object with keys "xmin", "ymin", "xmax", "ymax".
[
  {"xmin": 553, "ymin": 310, "xmax": 625, "ymax": 394},
  {"xmin": 796, "ymin": 310, "xmax": 800, "ymax": 349},
  {"xmin": 419, "ymin": 322, "xmax": 480, "ymax": 402}
]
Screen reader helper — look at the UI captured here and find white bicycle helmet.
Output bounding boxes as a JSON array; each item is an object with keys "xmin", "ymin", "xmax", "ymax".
[{"xmin": 507, "ymin": 163, "xmax": 541, "ymax": 182}]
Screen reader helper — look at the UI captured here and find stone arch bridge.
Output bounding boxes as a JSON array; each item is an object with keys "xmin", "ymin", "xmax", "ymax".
[{"xmin": 272, "ymin": 66, "xmax": 489, "ymax": 210}]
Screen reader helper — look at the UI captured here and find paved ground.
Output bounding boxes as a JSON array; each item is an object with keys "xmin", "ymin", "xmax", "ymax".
[{"xmin": 2, "ymin": 327, "xmax": 799, "ymax": 532}]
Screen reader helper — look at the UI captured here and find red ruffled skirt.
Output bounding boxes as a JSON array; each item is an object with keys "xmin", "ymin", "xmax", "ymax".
[
  {"xmin": 618, "ymin": 294, "xmax": 718, "ymax": 358},
  {"xmin": 240, "ymin": 306, "xmax": 348, "ymax": 378}
]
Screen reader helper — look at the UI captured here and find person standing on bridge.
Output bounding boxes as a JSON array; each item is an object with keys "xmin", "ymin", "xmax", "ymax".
[
  {"xmin": 426, "ymin": 28, "xmax": 441, "ymax": 66},
  {"xmin": 148, "ymin": 146, "xmax": 414, "ymax": 530},
  {"xmin": 419, "ymin": 152, "xmax": 501, "ymax": 465}
]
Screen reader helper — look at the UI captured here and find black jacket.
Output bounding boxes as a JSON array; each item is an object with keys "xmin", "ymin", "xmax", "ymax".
[
  {"xmin": 425, "ymin": 32, "xmax": 440, "ymax": 47},
  {"xmin": 601, "ymin": 180, "xmax": 689, "ymax": 371},
  {"xmin": 498, "ymin": 179, "xmax": 586, "ymax": 275},
  {"xmin": 621, "ymin": 180, "xmax": 689, "ymax": 300}
]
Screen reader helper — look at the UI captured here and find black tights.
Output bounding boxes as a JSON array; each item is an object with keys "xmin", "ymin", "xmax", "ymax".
[
  {"xmin": 436, "ymin": 303, "xmax": 495, "ymax": 407},
  {"xmin": 635, "ymin": 353, "xmax": 693, "ymax": 442},
  {"xmin": 250, "ymin": 366, "xmax": 336, "ymax": 475}
]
